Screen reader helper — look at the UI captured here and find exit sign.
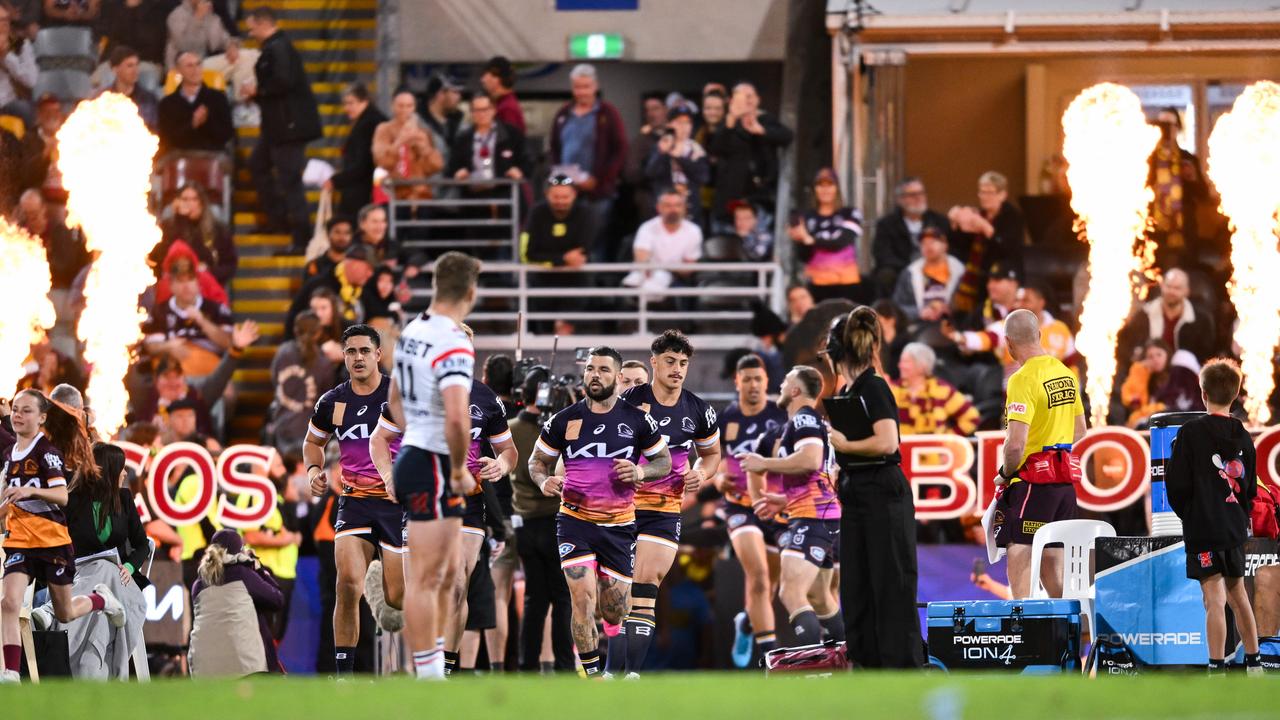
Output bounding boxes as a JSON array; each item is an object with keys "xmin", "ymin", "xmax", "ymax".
[{"xmin": 569, "ymin": 33, "xmax": 624, "ymax": 60}]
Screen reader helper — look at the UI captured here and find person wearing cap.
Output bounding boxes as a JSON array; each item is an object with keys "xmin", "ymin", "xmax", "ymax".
[
  {"xmin": 789, "ymin": 167, "xmax": 868, "ymax": 304},
  {"xmin": 952, "ymin": 260, "xmax": 1020, "ymax": 339},
  {"xmin": 549, "ymin": 63, "xmax": 628, "ymax": 260},
  {"xmin": 422, "ymin": 73, "xmax": 463, "ymax": 169},
  {"xmin": 891, "ymin": 226, "xmax": 964, "ymax": 324},
  {"xmin": 189, "ymin": 529, "xmax": 286, "ymax": 676},
  {"xmin": 707, "ymin": 82, "xmax": 792, "ymax": 222},
  {"xmin": 286, "ymin": 244, "xmax": 374, "ymax": 340},
  {"xmin": 327, "ymin": 82, "xmax": 386, "ymax": 219},
  {"xmin": 480, "ymin": 55, "xmax": 524, "ymax": 136},
  {"xmin": 872, "ymin": 176, "xmax": 948, "ymax": 298},
  {"xmin": 946, "ymin": 170, "xmax": 1028, "ymax": 314},
  {"xmin": 645, "ymin": 105, "xmax": 710, "ymax": 225},
  {"xmin": 523, "ymin": 174, "xmax": 590, "ymax": 332}
]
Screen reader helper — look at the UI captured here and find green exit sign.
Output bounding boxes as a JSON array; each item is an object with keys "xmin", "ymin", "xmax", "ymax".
[{"xmin": 569, "ymin": 33, "xmax": 624, "ymax": 60}]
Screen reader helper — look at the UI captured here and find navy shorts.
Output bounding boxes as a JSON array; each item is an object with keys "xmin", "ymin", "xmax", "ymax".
[
  {"xmin": 721, "ymin": 502, "xmax": 785, "ymax": 549},
  {"xmin": 335, "ymin": 493, "xmax": 407, "ymax": 554},
  {"xmin": 993, "ymin": 482, "xmax": 1078, "ymax": 547},
  {"xmin": 394, "ymin": 447, "xmax": 466, "ymax": 522},
  {"xmin": 635, "ymin": 509, "xmax": 681, "ymax": 550},
  {"xmin": 3, "ymin": 545, "xmax": 76, "ymax": 586},
  {"xmin": 782, "ymin": 518, "xmax": 839, "ymax": 569},
  {"xmin": 1187, "ymin": 545, "xmax": 1246, "ymax": 580},
  {"xmin": 462, "ymin": 492, "xmax": 487, "ymax": 536},
  {"xmin": 557, "ymin": 513, "xmax": 635, "ymax": 582}
]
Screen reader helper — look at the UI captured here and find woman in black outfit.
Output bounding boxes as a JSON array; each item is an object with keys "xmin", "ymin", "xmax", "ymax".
[
  {"xmin": 823, "ymin": 306, "xmax": 923, "ymax": 669},
  {"xmin": 65, "ymin": 443, "xmax": 151, "ymax": 587}
]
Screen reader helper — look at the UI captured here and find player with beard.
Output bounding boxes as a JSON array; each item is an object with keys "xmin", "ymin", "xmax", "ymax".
[
  {"xmin": 617, "ymin": 330, "xmax": 720, "ymax": 675},
  {"xmin": 715, "ymin": 353, "xmax": 787, "ymax": 667},
  {"xmin": 742, "ymin": 365, "xmax": 843, "ymax": 644},
  {"xmin": 305, "ymin": 324, "xmax": 405, "ymax": 677},
  {"xmin": 528, "ymin": 346, "xmax": 670, "ymax": 677}
]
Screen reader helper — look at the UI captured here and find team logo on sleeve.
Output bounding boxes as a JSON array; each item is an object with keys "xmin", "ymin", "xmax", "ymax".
[
  {"xmin": 644, "ymin": 414, "xmax": 659, "ymax": 433},
  {"xmin": 558, "ymin": 543, "xmax": 575, "ymax": 557},
  {"xmin": 681, "ymin": 417, "xmax": 696, "ymax": 433},
  {"xmin": 617, "ymin": 423, "xmax": 634, "ymax": 439},
  {"xmin": 705, "ymin": 407, "xmax": 717, "ymax": 427}
]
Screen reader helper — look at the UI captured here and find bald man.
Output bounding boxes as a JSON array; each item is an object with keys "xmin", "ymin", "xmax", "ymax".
[
  {"xmin": 1120, "ymin": 268, "xmax": 1214, "ymax": 363},
  {"xmin": 993, "ymin": 309, "xmax": 1087, "ymax": 599}
]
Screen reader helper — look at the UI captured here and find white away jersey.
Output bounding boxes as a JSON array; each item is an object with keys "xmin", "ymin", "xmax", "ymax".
[{"xmin": 394, "ymin": 312, "xmax": 475, "ymax": 454}]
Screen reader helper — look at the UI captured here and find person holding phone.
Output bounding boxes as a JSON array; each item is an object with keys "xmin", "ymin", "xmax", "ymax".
[
  {"xmin": 822, "ymin": 306, "xmax": 922, "ymax": 669},
  {"xmin": 789, "ymin": 168, "xmax": 868, "ymax": 305}
]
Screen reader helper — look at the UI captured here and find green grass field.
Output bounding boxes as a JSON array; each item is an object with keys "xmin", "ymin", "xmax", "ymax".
[{"xmin": 2, "ymin": 673, "xmax": 1276, "ymax": 720}]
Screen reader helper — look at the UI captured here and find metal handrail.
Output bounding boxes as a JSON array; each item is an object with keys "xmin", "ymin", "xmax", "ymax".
[{"xmin": 385, "ymin": 177, "xmax": 523, "ymax": 254}]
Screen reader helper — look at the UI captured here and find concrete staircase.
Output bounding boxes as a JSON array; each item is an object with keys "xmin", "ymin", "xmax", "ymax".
[{"xmin": 229, "ymin": 0, "xmax": 377, "ymax": 444}]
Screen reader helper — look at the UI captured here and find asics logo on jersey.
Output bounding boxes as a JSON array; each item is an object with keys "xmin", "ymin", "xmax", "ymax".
[
  {"xmin": 681, "ymin": 417, "xmax": 696, "ymax": 433},
  {"xmin": 617, "ymin": 423, "xmax": 634, "ymax": 439},
  {"xmin": 745, "ymin": 423, "xmax": 757, "ymax": 434},
  {"xmin": 356, "ymin": 405, "xmax": 368, "ymax": 417},
  {"xmin": 660, "ymin": 417, "xmax": 672, "ymax": 427},
  {"xmin": 336, "ymin": 424, "xmax": 372, "ymax": 441},
  {"xmin": 565, "ymin": 443, "xmax": 636, "ymax": 460},
  {"xmin": 593, "ymin": 424, "xmax": 606, "ymax": 435}
]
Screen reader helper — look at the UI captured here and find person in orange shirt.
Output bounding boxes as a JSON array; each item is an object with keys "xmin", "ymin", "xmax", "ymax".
[{"xmin": 373, "ymin": 89, "xmax": 443, "ymax": 201}]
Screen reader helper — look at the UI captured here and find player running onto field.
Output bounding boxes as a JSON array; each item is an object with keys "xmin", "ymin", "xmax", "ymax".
[{"xmin": 529, "ymin": 346, "xmax": 671, "ymax": 677}]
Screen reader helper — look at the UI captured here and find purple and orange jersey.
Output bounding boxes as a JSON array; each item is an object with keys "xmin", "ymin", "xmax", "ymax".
[
  {"xmin": 2, "ymin": 433, "xmax": 71, "ymax": 549},
  {"xmin": 536, "ymin": 399, "xmax": 666, "ymax": 525},
  {"xmin": 309, "ymin": 375, "xmax": 401, "ymax": 498},
  {"xmin": 777, "ymin": 407, "xmax": 840, "ymax": 521},
  {"xmin": 621, "ymin": 384, "xmax": 718, "ymax": 514},
  {"xmin": 718, "ymin": 400, "xmax": 786, "ymax": 507},
  {"xmin": 464, "ymin": 381, "xmax": 513, "ymax": 496}
]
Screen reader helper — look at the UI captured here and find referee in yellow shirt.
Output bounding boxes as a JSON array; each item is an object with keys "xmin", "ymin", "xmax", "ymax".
[{"xmin": 994, "ymin": 309, "xmax": 1087, "ymax": 599}]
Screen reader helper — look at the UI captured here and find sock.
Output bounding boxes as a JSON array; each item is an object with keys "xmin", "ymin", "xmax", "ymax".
[
  {"xmin": 1207, "ymin": 658, "xmax": 1227, "ymax": 675},
  {"xmin": 1246, "ymin": 653, "xmax": 1262, "ymax": 668},
  {"xmin": 751, "ymin": 631, "xmax": 777, "ymax": 668},
  {"xmin": 790, "ymin": 606, "xmax": 822, "ymax": 643},
  {"xmin": 335, "ymin": 646, "xmax": 356, "ymax": 676},
  {"xmin": 540, "ymin": 660, "xmax": 554, "ymax": 674},
  {"xmin": 579, "ymin": 649, "xmax": 602, "ymax": 676},
  {"xmin": 413, "ymin": 650, "xmax": 444, "ymax": 680},
  {"xmin": 603, "ymin": 621, "xmax": 626, "ymax": 674},
  {"xmin": 89, "ymin": 593, "xmax": 106, "ymax": 612},
  {"xmin": 624, "ymin": 583, "xmax": 659, "ymax": 673},
  {"xmin": 491, "ymin": 661, "xmax": 504, "ymax": 672},
  {"xmin": 3, "ymin": 644, "xmax": 20, "ymax": 672},
  {"xmin": 818, "ymin": 611, "xmax": 845, "ymax": 642},
  {"xmin": 443, "ymin": 651, "xmax": 459, "ymax": 676}
]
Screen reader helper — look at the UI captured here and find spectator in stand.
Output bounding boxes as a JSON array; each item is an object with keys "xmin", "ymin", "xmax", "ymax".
[
  {"xmin": 956, "ymin": 261, "xmax": 1019, "ymax": 333},
  {"xmin": 132, "ymin": 321, "xmax": 256, "ymax": 438},
  {"xmin": 447, "ymin": 92, "xmax": 528, "ymax": 217},
  {"xmin": 549, "ymin": 63, "xmax": 627, "ymax": 261},
  {"xmin": 98, "ymin": 0, "xmax": 168, "ymax": 84},
  {"xmin": 165, "ymin": 0, "xmax": 228, "ymax": 69},
  {"xmin": 623, "ymin": 188, "xmax": 702, "ymax": 292},
  {"xmin": 373, "ymin": 87, "xmax": 443, "ymax": 202},
  {"xmin": 28, "ymin": 94, "xmax": 67, "ymax": 199},
  {"xmin": 873, "ymin": 299, "xmax": 909, "ymax": 381},
  {"xmin": 892, "ymin": 227, "xmax": 964, "ymax": 323},
  {"xmin": 326, "ymin": 82, "xmax": 385, "ymax": 220},
  {"xmin": 286, "ymin": 245, "xmax": 373, "ymax": 340},
  {"xmin": 353, "ymin": 202, "xmax": 414, "ymax": 275},
  {"xmin": 789, "ymin": 167, "xmax": 867, "ymax": 304},
  {"xmin": 421, "ymin": 73, "xmax": 463, "ymax": 170},
  {"xmin": 156, "ymin": 183, "xmax": 236, "ymax": 287},
  {"xmin": 891, "ymin": 342, "xmax": 979, "ymax": 436},
  {"xmin": 305, "ymin": 286, "xmax": 347, "ymax": 363},
  {"xmin": 305, "ymin": 216, "xmax": 354, "ymax": 280},
  {"xmin": 0, "ymin": 122, "xmax": 30, "ymax": 211},
  {"xmin": 362, "ymin": 267, "xmax": 406, "ymax": 364},
  {"xmin": 0, "ymin": 1, "xmax": 36, "ymax": 126},
  {"xmin": 162, "ymin": 396, "xmax": 220, "ymax": 452},
  {"xmin": 1148, "ymin": 107, "xmax": 1209, "ymax": 271},
  {"xmin": 1120, "ymin": 339, "xmax": 1205, "ymax": 428},
  {"xmin": 625, "ymin": 90, "xmax": 668, "ymax": 222},
  {"xmin": 708, "ymin": 82, "xmax": 792, "ymax": 223},
  {"xmin": 19, "ymin": 341, "xmax": 85, "ymax": 395},
  {"xmin": 1013, "ymin": 283, "xmax": 1075, "ymax": 362},
  {"xmin": 645, "ymin": 106, "xmax": 710, "ymax": 226},
  {"xmin": 244, "ymin": 6, "xmax": 322, "ymax": 254},
  {"xmin": 157, "ymin": 51, "xmax": 233, "ymax": 155},
  {"xmin": 786, "ymin": 284, "xmax": 815, "ymax": 325},
  {"xmin": 947, "ymin": 171, "xmax": 1028, "ymax": 315},
  {"xmin": 40, "ymin": 0, "xmax": 99, "ymax": 26},
  {"xmin": 695, "ymin": 89, "xmax": 727, "ymax": 226},
  {"xmin": 523, "ymin": 174, "xmax": 589, "ymax": 268},
  {"xmin": 872, "ymin": 177, "xmax": 948, "ymax": 297},
  {"xmin": 14, "ymin": 188, "xmax": 88, "ymax": 296},
  {"xmin": 725, "ymin": 200, "xmax": 772, "ymax": 261},
  {"xmin": 202, "ymin": 37, "xmax": 260, "ymax": 125},
  {"xmin": 480, "ymin": 55, "xmax": 523, "ymax": 135},
  {"xmin": 189, "ymin": 529, "xmax": 285, "ymax": 677},
  {"xmin": 1119, "ymin": 267, "xmax": 1215, "ymax": 364},
  {"xmin": 150, "ymin": 238, "xmax": 228, "ymax": 306},
  {"xmin": 97, "ymin": 45, "xmax": 159, "ymax": 131},
  {"xmin": 142, "ymin": 257, "xmax": 235, "ymax": 377}
]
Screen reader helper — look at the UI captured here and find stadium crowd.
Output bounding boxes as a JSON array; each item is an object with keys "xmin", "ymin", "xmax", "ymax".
[{"xmin": 0, "ymin": 0, "xmax": 1271, "ymax": 680}]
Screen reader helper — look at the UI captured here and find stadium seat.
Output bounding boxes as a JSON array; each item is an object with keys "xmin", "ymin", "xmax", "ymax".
[
  {"xmin": 702, "ymin": 234, "xmax": 746, "ymax": 262},
  {"xmin": 1028, "ymin": 519, "xmax": 1116, "ymax": 639},
  {"xmin": 34, "ymin": 69, "xmax": 93, "ymax": 103},
  {"xmin": 154, "ymin": 151, "xmax": 233, "ymax": 222},
  {"xmin": 33, "ymin": 27, "xmax": 96, "ymax": 73},
  {"xmin": 162, "ymin": 69, "xmax": 228, "ymax": 95}
]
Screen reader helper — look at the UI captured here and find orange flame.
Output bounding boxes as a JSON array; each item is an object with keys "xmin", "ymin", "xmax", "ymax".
[
  {"xmin": 1062, "ymin": 83, "xmax": 1160, "ymax": 427},
  {"xmin": 1207, "ymin": 81, "xmax": 1280, "ymax": 426},
  {"xmin": 0, "ymin": 217, "xmax": 56, "ymax": 395},
  {"xmin": 57, "ymin": 93, "xmax": 161, "ymax": 437}
]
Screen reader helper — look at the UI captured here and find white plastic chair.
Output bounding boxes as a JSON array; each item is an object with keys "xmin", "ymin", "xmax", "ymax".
[
  {"xmin": 130, "ymin": 539, "xmax": 158, "ymax": 682},
  {"xmin": 1028, "ymin": 519, "xmax": 1116, "ymax": 639}
]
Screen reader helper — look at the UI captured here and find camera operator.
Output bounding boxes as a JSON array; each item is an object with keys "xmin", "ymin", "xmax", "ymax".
[
  {"xmin": 508, "ymin": 366, "xmax": 575, "ymax": 671},
  {"xmin": 823, "ymin": 306, "xmax": 923, "ymax": 669}
]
